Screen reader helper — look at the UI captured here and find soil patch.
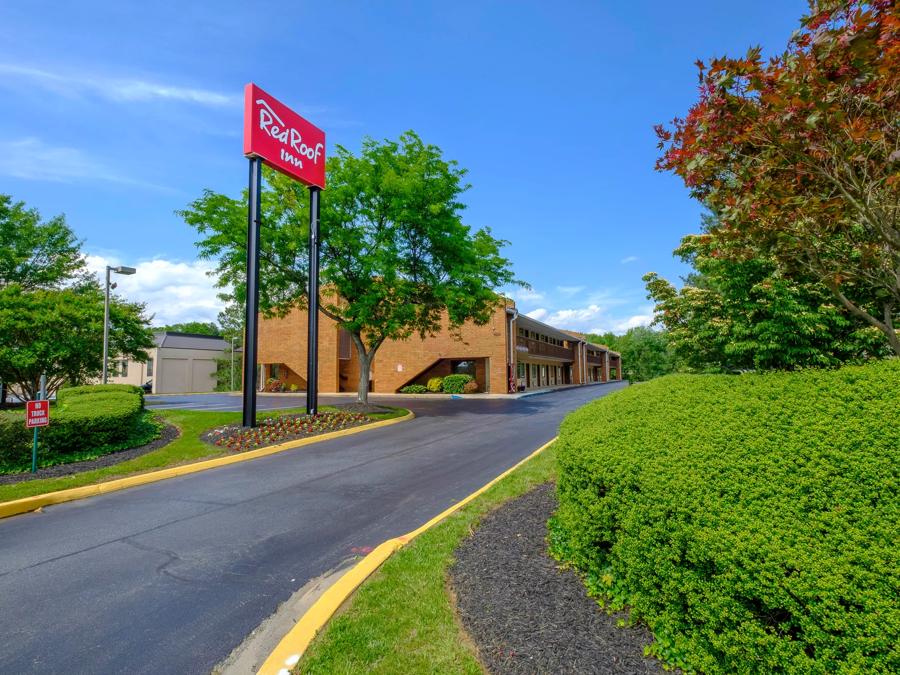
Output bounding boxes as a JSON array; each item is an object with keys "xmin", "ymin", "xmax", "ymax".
[
  {"xmin": 449, "ymin": 483, "xmax": 667, "ymax": 674},
  {"xmin": 0, "ymin": 419, "xmax": 180, "ymax": 486},
  {"xmin": 200, "ymin": 411, "xmax": 375, "ymax": 451}
]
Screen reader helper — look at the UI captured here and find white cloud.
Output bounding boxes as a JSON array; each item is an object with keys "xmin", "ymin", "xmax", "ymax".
[
  {"xmin": 508, "ymin": 287, "xmax": 545, "ymax": 303},
  {"xmin": 86, "ymin": 254, "xmax": 226, "ymax": 325},
  {"xmin": 0, "ymin": 63, "xmax": 238, "ymax": 107},
  {"xmin": 526, "ymin": 308, "xmax": 548, "ymax": 321},
  {"xmin": 611, "ymin": 314, "xmax": 653, "ymax": 332},
  {"xmin": 556, "ymin": 285, "xmax": 585, "ymax": 297},
  {"xmin": 620, "ymin": 256, "xmax": 638, "ymax": 264},
  {"xmin": 0, "ymin": 137, "xmax": 172, "ymax": 190}
]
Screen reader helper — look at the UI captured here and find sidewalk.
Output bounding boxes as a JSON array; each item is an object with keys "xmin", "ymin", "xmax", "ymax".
[{"xmin": 252, "ymin": 380, "xmax": 622, "ymax": 400}]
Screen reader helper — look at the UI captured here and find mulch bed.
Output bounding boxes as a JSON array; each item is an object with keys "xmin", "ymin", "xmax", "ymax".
[
  {"xmin": 0, "ymin": 420, "xmax": 180, "ymax": 486},
  {"xmin": 200, "ymin": 410, "xmax": 378, "ymax": 451},
  {"xmin": 332, "ymin": 402, "xmax": 397, "ymax": 415},
  {"xmin": 450, "ymin": 483, "xmax": 668, "ymax": 674}
]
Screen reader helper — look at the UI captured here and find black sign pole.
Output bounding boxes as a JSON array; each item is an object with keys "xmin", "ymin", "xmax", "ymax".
[
  {"xmin": 306, "ymin": 187, "xmax": 321, "ymax": 415},
  {"xmin": 242, "ymin": 157, "xmax": 263, "ymax": 428}
]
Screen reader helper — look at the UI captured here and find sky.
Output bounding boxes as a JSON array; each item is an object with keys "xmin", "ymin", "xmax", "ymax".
[{"xmin": 0, "ymin": 1, "xmax": 808, "ymax": 332}]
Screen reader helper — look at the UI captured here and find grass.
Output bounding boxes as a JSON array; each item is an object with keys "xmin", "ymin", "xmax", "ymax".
[
  {"xmin": 297, "ymin": 442, "xmax": 558, "ymax": 674},
  {"xmin": 0, "ymin": 405, "xmax": 408, "ymax": 504}
]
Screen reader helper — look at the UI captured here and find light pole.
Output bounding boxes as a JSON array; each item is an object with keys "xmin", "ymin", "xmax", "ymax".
[
  {"xmin": 230, "ymin": 337, "xmax": 236, "ymax": 391},
  {"xmin": 103, "ymin": 265, "xmax": 136, "ymax": 384}
]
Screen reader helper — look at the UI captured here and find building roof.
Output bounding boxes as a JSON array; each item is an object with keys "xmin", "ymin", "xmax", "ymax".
[
  {"xmin": 516, "ymin": 313, "xmax": 583, "ymax": 344},
  {"xmin": 153, "ymin": 331, "xmax": 229, "ymax": 351},
  {"xmin": 560, "ymin": 329, "xmax": 620, "ymax": 357}
]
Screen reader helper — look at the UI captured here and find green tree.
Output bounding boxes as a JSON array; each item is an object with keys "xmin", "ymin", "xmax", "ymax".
[
  {"xmin": 0, "ymin": 194, "xmax": 86, "ymax": 289},
  {"xmin": 156, "ymin": 321, "xmax": 221, "ymax": 335},
  {"xmin": 0, "ymin": 282, "xmax": 154, "ymax": 399},
  {"xmin": 587, "ymin": 327, "xmax": 676, "ymax": 382},
  {"xmin": 183, "ymin": 131, "xmax": 519, "ymax": 402},
  {"xmin": 213, "ymin": 302, "xmax": 243, "ymax": 392},
  {"xmin": 643, "ymin": 219, "xmax": 889, "ymax": 372}
]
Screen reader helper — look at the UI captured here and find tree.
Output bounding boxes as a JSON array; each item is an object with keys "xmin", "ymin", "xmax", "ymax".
[
  {"xmin": 0, "ymin": 282, "xmax": 154, "ymax": 399},
  {"xmin": 156, "ymin": 321, "xmax": 220, "ymax": 335},
  {"xmin": 0, "ymin": 194, "xmax": 86, "ymax": 289},
  {"xmin": 655, "ymin": 1, "xmax": 900, "ymax": 354},
  {"xmin": 587, "ymin": 327, "xmax": 677, "ymax": 382},
  {"xmin": 643, "ymin": 217, "xmax": 889, "ymax": 372},
  {"xmin": 183, "ymin": 131, "xmax": 519, "ymax": 403}
]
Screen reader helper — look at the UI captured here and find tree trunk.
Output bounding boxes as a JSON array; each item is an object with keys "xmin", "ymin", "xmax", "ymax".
[{"xmin": 349, "ymin": 333, "xmax": 381, "ymax": 404}]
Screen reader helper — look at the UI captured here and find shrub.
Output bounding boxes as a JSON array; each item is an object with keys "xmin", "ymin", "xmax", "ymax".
[
  {"xmin": 441, "ymin": 374, "xmax": 473, "ymax": 394},
  {"xmin": 264, "ymin": 378, "xmax": 285, "ymax": 393},
  {"xmin": 0, "ymin": 385, "xmax": 153, "ymax": 472},
  {"xmin": 551, "ymin": 360, "xmax": 900, "ymax": 673},
  {"xmin": 463, "ymin": 380, "xmax": 479, "ymax": 394},
  {"xmin": 399, "ymin": 384, "xmax": 428, "ymax": 394},
  {"xmin": 290, "ymin": 383, "xmax": 299, "ymax": 392},
  {"xmin": 426, "ymin": 377, "xmax": 444, "ymax": 393}
]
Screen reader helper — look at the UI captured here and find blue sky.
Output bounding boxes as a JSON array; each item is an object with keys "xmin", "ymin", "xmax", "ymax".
[{"xmin": 0, "ymin": 1, "xmax": 807, "ymax": 329}]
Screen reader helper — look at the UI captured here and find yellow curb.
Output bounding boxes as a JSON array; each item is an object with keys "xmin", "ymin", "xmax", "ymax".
[
  {"xmin": 257, "ymin": 435, "xmax": 558, "ymax": 675},
  {"xmin": 0, "ymin": 411, "xmax": 415, "ymax": 521}
]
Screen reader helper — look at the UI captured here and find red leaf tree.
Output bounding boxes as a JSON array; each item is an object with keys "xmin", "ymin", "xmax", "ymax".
[{"xmin": 657, "ymin": 0, "xmax": 900, "ymax": 354}]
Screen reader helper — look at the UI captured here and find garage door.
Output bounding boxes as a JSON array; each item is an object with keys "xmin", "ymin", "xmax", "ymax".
[
  {"xmin": 159, "ymin": 358, "xmax": 189, "ymax": 394},
  {"xmin": 191, "ymin": 359, "xmax": 217, "ymax": 393}
]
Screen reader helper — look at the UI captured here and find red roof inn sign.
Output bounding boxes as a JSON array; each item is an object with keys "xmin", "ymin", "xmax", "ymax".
[
  {"xmin": 26, "ymin": 400, "xmax": 49, "ymax": 428},
  {"xmin": 240, "ymin": 83, "xmax": 325, "ymax": 428},
  {"xmin": 243, "ymin": 83, "xmax": 326, "ymax": 189}
]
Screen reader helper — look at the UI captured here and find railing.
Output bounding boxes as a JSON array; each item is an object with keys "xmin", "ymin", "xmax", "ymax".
[
  {"xmin": 516, "ymin": 336, "xmax": 574, "ymax": 360},
  {"xmin": 586, "ymin": 353, "xmax": 605, "ymax": 365}
]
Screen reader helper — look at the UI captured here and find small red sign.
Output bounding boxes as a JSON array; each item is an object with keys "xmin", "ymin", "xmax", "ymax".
[
  {"xmin": 243, "ymin": 83, "xmax": 326, "ymax": 189},
  {"xmin": 26, "ymin": 400, "xmax": 50, "ymax": 428}
]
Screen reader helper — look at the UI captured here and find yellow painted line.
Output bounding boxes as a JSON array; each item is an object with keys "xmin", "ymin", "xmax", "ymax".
[
  {"xmin": 257, "ymin": 435, "xmax": 558, "ymax": 675},
  {"xmin": 0, "ymin": 411, "xmax": 415, "ymax": 521}
]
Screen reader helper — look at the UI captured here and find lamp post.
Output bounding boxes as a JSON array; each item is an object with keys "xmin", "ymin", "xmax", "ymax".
[
  {"xmin": 230, "ymin": 337, "xmax": 236, "ymax": 391},
  {"xmin": 102, "ymin": 265, "xmax": 137, "ymax": 384}
]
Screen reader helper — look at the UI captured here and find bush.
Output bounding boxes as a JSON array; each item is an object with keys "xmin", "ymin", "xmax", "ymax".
[
  {"xmin": 426, "ymin": 377, "xmax": 444, "ymax": 393},
  {"xmin": 0, "ymin": 385, "xmax": 154, "ymax": 472},
  {"xmin": 463, "ymin": 380, "xmax": 479, "ymax": 394},
  {"xmin": 441, "ymin": 374, "xmax": 473, "ymax": 394},
  {"xmin": 551, "ymin": 360, "xmax": 900, "ymax": 673},
  {"xmin": 399, "ymin": 384, "xmax": 428, "ymax": 394}
]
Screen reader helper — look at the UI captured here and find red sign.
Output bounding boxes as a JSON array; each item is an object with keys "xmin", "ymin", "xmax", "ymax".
[
  {"xmin": 243, "ymin": 83, "xmax": 326, "ymax": 189},
  {"xmin": 26, "ymin": 400, "xmax": 50, "ymax": 428}
]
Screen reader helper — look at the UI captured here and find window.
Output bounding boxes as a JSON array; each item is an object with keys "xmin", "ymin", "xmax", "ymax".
[
  {"xmin": 517, "ymin": 362, "xmax": 526, "ymax": 378},
  {"xmin": 530, "ymin": 364, "xmax": 538, "ymax": 384},
  {"xmin": 339, "ymin": 329, "xmax": 352, "ymax": 360},
  {"xmin": 518, "ymin": 327, "xmax": 527, "ymax": 338},
  {"xmin": 119, "ymin": 360, "xmax": 128, "ymax": 377},
  {"xmin": 146, "ymin": 357, "xmax": 154, "ymax": 377},
  {"xmin": 451, "ymin": 360, "xmax": 476, "ymax": 377}
]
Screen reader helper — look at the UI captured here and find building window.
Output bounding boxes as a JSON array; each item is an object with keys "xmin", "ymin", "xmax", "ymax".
[
  {"xmin": 518, "ymin": 327, "xmax": 527, "ymax": 338},
  {"xmin": 146, "ymin": 357, "xmax": 154, "ymax": 377},
  {"xmin": 517, "ymin": 362, "xmax": 526, "ymax": 378},
  {"xmin": 530, "ymin": 364, "xmax": 538, "ymax": 385},
  {"xmin": 119, "ymin": 360, "xmax": 128, "ymax": 377},
  {"xmin": 339, "ymin": 329, "xmax": 352, "ymax": 360},
  {"xmin": 451, "ymin": 360, "xmax": 476, "ymax": 377}
]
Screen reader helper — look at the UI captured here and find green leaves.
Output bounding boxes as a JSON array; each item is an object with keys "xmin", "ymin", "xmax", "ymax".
[{"xmin": 553, "ymin": 361, "xmax": 900, "ymax": 672}]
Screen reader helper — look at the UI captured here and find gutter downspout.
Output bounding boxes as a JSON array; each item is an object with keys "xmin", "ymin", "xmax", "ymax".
[{"xmin": 506, "ymin": 308, "xmax": 519, "ymax": 393}]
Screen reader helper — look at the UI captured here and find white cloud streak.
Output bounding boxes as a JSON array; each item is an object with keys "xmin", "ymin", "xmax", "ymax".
[
  {"xmin": 0, "ymin": 63, "xmax": 239, "ymax": 107},
  {"xmin": 0, "ymin": 137, "xmax": 172, "ymax": 190},
  {"xmin": 620, "ymin": 256, "xmax": 638, "ymax": 264},
  {"xmin": 86, "ymin": 254, "xmax": 226, "ymax": 326}
]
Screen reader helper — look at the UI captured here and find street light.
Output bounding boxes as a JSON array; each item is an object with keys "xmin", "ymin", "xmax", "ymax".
[{"xmin": 102, "ymin": 265, "xmax": 136, "ymax": 384}]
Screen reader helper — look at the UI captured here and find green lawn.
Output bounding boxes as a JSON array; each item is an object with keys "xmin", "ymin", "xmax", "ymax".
[
  {"xmin": 297, "ymin": 443, "xmax": 558, "ymax": 674},
  {"xmin": 0, "ymin": 405, "xmax": 407, "ymax": 504}
]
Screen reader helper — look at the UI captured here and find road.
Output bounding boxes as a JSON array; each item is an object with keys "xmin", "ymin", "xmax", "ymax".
[{"xmin": 0, "ymin": 383, "xmax": 626, "ymax": 674}]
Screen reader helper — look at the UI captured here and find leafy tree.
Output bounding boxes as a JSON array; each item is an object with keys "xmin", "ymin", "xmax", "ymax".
[
  {"xmin": 655, "ymin": 1, "xmax": 900, "ymax": 354},
  {"xmin": 0, "ymin": 282, "xmax": 154, "ymax": 399},
  {"xmin": 587, "ymin": 327, "xmax": 677, "ymax": 382},
  {"xmin": 643, "ymin": 219, "xmax": 889, "ymax": 372},
  {"xmin": 156, "ymin": 321, "xmax": 221, "ymax": 335},
  {"xmin": 0, "ymin": 194, "xmax": 86, "ymax": 288},
  {"xmin": 183, "ymin": 131, "xmax": 518, "ymax": 402}
]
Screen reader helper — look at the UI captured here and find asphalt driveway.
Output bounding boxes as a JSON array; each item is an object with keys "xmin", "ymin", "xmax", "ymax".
[{"xmin": 0, "ymin": 383, "xmax": 626, "ymax": 674}]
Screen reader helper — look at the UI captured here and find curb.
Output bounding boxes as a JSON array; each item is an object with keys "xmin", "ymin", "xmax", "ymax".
[
  {"xmin": 257, "ymin": 435, "xmax": 558, "ymax": 675},
  {"xmin": 0, "ymin": 410, "xmax": 415, "ymax": 521}
]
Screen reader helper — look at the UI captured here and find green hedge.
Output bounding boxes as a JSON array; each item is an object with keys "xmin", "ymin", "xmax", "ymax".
[
  {"xmin": 441, "ymin": 374, "xmax": 473, "ymax": 394},
  {"xmin": 0, "ymin": 384, "xmax": 154, "ymax": 472},
  {"xmin": 426, "ymin": 377, "xmax": 444, "ymax": 393},
  {"xmin": 399, "ymin": 384, "xmax": 428, "ymax": 394},
  {"xmin": 551, "ymin": 360, "xmax": 900, "ymax": 674}
]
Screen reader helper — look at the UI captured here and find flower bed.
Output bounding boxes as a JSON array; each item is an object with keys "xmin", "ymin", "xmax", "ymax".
[{"xmin": 203, "ymin": 411, "xmax": 371, "ymax": 451}]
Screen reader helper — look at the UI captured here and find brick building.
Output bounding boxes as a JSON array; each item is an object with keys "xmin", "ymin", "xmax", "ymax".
[{"xmin": 256, "ymin": 300, "xmax": 622, "ymax": 395}]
